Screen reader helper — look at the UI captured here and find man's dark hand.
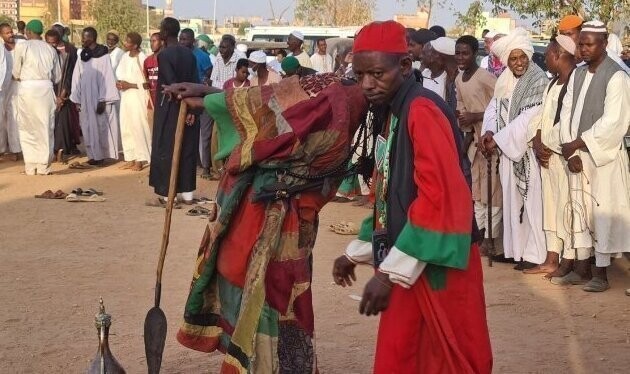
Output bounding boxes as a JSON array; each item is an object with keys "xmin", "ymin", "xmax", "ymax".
[
  {"xmin": 359, "ymin": 271, "xmax": 393, "ymax": 316},
  {"xmin": 332, "ymin": 255, "xmax": 357, "ymax": 287},
  {"xmin": 561, "ymin": 138, "xmax": 586, "ymax": 160},
  {"xmin": 458, "ymin": 112, "xmax": 480, "ymax": 128},
  {"xmin": 479, "ymin": 131, "xmax": 496, "ymax": 158},
  {"xmin": 96, "ymin": 101, "xmax": 106, "ymax": 115},
  {"xmin": 567, "ymin": 156, "xmax": 583, "ymax": 173},
  {"xmin": 532, "ymin": 131, "xmax": 552, "ymax": 168}
]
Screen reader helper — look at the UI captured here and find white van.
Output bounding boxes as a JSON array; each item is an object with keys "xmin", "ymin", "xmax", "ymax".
[{"xmin": 244, "ymin": 26, "xmax": 359, "ymax": 55}]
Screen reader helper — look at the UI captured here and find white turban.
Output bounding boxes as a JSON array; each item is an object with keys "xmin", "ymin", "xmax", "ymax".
[
  {"xmin": 430, "ymin": 37, "xmax": 456, "ymax": 56},
  {"xmin": 236, "ymin": 43, "xmax": 248, "ymax": 53},
  {"xmin": 290, "ymin": 30, "xmax": 304, "ymax": 41},
  {"xmin": 249, "ymin": 50, "xmax": 267, "ymax": 64},
  {"xmin": 490, "ymin": 28, "xmax": 533, "ymax": 65}
]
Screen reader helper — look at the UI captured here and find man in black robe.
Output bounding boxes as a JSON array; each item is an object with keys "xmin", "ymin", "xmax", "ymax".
[
  {"xmin": 148, "ymin": 17, "xmax": 199, "ymax": 206},
  {"xmin": 45, "ymin": 28, "xmax": 80, "ymax": 161}
]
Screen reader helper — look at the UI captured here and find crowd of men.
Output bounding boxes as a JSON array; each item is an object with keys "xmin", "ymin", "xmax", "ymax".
[{"xmin": 0, "ymin": 13, "xmax": 629, "ymax": 374}]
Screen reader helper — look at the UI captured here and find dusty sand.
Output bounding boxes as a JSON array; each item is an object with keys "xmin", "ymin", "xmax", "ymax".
[{"xmin": 0, "ymin": 158, "xmax": 629, "ymax": 374}]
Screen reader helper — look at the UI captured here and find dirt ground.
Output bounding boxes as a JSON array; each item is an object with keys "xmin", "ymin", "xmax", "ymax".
[{"xmin": 0, "ymin": 158, "xmax": 629, "ymax": 374}]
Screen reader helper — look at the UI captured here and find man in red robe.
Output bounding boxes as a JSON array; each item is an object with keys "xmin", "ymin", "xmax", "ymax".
[{"xmin": 333, "ymin": 21, "xmax": 492, "ymax": 373}]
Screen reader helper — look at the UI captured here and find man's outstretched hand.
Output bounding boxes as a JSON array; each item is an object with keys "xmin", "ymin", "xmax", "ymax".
[{"xmin": 332, "ymin": 255, "xmax": 357, "ymax": 287}]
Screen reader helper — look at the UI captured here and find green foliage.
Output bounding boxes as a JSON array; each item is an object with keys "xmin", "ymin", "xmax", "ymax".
[
  {"xmin": 487, "ymin": 0, "xmax": 627, "ymax": 25},
  {"xmin": 88, "ymin": 0, "xmax": 145, "ymax": 43},
  {"xmin": 295, "ymin": 0, "xmax": 376, "ymax": 26},
  {"xmin": 455, "ymin": 1, "xmax": 486, "ymax": 35},
  {"xmin": 237, "ymin": 22, "xmax": 252, "ymax": 36}
]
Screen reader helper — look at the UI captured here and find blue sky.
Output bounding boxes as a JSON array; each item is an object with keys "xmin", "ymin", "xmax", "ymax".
[{"xmin": 144, "ymin": 0, "xmax": 485, "ymax": 28}]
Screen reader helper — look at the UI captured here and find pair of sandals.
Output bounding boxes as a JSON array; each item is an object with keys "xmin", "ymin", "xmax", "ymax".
[
  {"xmin": 35, "ymin": 190, "xmax": 68, "ymax": 199},
  {"xmin": 186, "ymin": 205, "xmax": 212, "ymax": 217},
  {"xmin": 328, "ymin": 221, "xmax": 359, "ymax": 235}
]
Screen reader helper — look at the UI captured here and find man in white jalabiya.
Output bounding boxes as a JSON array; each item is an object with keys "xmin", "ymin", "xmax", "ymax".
[
  {"xmin": 12, "ymin": 20, "xmax": 61, "ymax": 175},
  {"xmin": 523, "ymin": 36, "xmax": 579, "ymax": 277},
  {"xmin": 0, "ymin": 22, "xmax": 21, "ymax": 160},
  {"xmin": 116, "ymin": 32, "xmax": 151, "ymax": 172},
  {"xmin": 70, "ymin": 27, "xmax": 120, "ymax": 167},
  {"xmin": 106, "ymin": 30, "xmax": 124, "ymax": 76},
  {"xmin": 556, "ymin": 21, "xmax": 630, "ymax": 292},
  {"xmin": 287, "ymin": 30, "xmax": 312, "ymax": 68},
  {"xmin": 480, "ymin": 28, "xmax": 548, "ymax": 270},
  {"xmin": 310, "ymin": 38, "xmax": 333, "ymax": 73}
]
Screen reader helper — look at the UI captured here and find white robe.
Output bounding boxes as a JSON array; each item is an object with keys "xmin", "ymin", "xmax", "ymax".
[
  {"xmin": 70, "ymin": 53, "xmax": 120, "ymax": 161},
  {"xmin": 532, "ymin": 82, "xmax": 571, "ymax": 254},
  {"xmin": 12, "ymin": 40, "xmax": 60, "ymax": 168},
  {"xmin": 559, "ymin": 71, "xmax": 630, "ymax": 257},
  {"xmin": 0, "ymin": 43, "xmax": 20, "ymax": 153},
  {"xmin": 116, "ymin": 52, "xmax": 151, "ymax": 162},
  {"xmin": 109, "ymin": 47, "xmax": 124, "ymax": 77},
  {"xmin": 483, "ymin": 98, "xmax": 546, "ymax": 264}
]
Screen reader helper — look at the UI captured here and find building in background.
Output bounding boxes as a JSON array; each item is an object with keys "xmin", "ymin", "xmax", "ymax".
[
  {"xmin": 475, "ymin": 12, "xmax": 516, "ymax": 36},
  {"xmin": 0, "ymin": 0, "xmax": 19, "ymax": 23},
  {"xmin": 394, "ymin": 7, "xmax": 429, "ymax": 29}
]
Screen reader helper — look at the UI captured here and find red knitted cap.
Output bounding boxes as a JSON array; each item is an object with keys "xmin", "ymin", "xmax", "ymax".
[{"xmin": 353, "ymin": 21, "xmax": 408, "ymax": 54}]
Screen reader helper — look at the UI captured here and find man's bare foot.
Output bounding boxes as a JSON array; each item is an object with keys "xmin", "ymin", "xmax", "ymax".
[
  {"xmin": 119, "ymin": 161, "xmax": 135, "ymax": 170},
  {"xmin": 131, "ymin": 161, "xmax": 145, "ymax": 171},
  {"xmin": 546, "ymin": 259, "xmax": 574, "ymax": 279},
  {"xmin": 523, "ymin": 263, "xmax": 559, "ymax": 275}
]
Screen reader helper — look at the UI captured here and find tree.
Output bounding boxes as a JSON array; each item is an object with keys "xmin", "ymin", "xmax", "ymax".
[
  {"xmin": 455, "ymin": 1, "xmax": 486, "ymax": 36},
  {"xmin": 88, "ymin": 0, "xmax": 145, "ymax": 43},
  {"xmin": 487, "ymin": 0, "xmax": 628, "ymax": 25},
  {"xmin": 238, "ymin": 21, "xmax": 252, "ymax": 36},
  {"xmin": 0, "ymin": 15, "xmax": 15, "ymax": 28},
  {"xmin": 294, "ymin": 0, "xmax": 376, "ymax": 26}
]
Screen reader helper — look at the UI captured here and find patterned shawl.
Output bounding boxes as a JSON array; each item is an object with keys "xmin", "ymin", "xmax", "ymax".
[
  {"xmin": 177, "ymin": 74, "xmax": 368, "ymax": 373},
  {"xmin": 496, "ymin": 63, "xmax": 547, "ymax": 202}
]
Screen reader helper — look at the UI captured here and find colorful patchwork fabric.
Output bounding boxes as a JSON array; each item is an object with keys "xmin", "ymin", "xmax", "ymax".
[{"xmin": 177, "ymin": 77, "xmax": 367, "ymax": 373}]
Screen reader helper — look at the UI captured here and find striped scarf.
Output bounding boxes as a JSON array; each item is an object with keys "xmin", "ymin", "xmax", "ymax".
[{"xmin": 497, "ymin": 64, "xmax": 547, "ymax": 205}]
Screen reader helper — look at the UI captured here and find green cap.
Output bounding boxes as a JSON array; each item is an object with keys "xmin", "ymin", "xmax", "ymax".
[
  {"xmin": 196, "ymin": 34, "xmax": 213, "ymax": 46},
  {"xmin": 26, "ymin": 19, "xmax": 44, "ymax": 35},
  {"xmin": 209, "ymin": 45, "xmax": 218, "ymax": 56},
  {"xmin": 281, "ymin": 56, "xmax": 300, "ymax": 73}
]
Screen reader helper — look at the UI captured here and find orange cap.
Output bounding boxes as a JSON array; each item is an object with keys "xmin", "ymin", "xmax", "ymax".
[{"xmin": 558, "ymin": 15, "xmax": 583, "ymax": 31}]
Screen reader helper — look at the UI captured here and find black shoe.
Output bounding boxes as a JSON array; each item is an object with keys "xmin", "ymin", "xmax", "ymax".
[{"xmin": 491, "ymin": 254, "xmax": 516, "ymax": 264}]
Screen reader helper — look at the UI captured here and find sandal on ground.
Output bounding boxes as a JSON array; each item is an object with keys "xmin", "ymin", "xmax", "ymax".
[
  {"xmin": 65, "ymin": 193, "xmax": 106, "ymax": 202},
  {"xmin": 328, "ymin": 221, "xmax": 348, "ymax": 232},
  {"xmin": 582, "ymin": 277, "xmax": 610, "ymax": 292},
  {"xmin": 331, "ymin": 196, "xmax": 353, "ymax": 203},
  {"xmin": 53, "ymin": 190, "xmax": 68, "ymax": 199},
  {"xmin": 186, "ymin": 206, "xmax": 210, "ymax": 216},
  {"xmin": 68, "ymin": 162, "xmax": 94, "ymax": 170},
  {"xmin": 333, "ymin": 222, "xmax": 358, "ymax": 235},
  {"xmin": 550, "ymin": 271, "xmax": 589, "ymax": 286},
  {"xmin": 145, "ymin": 197, "xmax": 181, "ymax": 209},
  {"xmin": 35, "ymin": 190, "xmax": 55, "ymax": 199}
]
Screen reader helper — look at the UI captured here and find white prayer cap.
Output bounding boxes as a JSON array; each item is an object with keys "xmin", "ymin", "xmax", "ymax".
[
  {"xmin": 249, "ymin": 50, "xmax": 267, "ymax": 64},
  {"xmin": 485, "ymin": 31, "xmax": 497, "ymax": 39},
  {"xmin": 430, "ymin": 37, "xmax": 456, "ymax": 56},
  {"xmin": 236, "ymin": 43, "xmax": 248, "ymax": 53},
  {"xmin": 581, "ymin": 20, "xmax": 607, "ymax": 34},
  {"xmin": 490, "ymin": 27, "xmax": 533, "ymax": 65},
  {"xmin": 52, "ymin": 22, "xmax": 65, "ymax": 28},
  {"xmin": 555, "ymin": 35, "xmax": 576, "ymax": 56},
  {"xmin": 290, "ymin": 30, "xmax": 304, "ymax": 41}
]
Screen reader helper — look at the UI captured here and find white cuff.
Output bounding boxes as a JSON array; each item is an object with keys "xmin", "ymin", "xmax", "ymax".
[
  {"xmin": 344, "ymin": 239, "xmax": 373, "ymax": 265},
  {"xmin": 379, "ymin": 246, "xmax": 426, "ymax": 288}
]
